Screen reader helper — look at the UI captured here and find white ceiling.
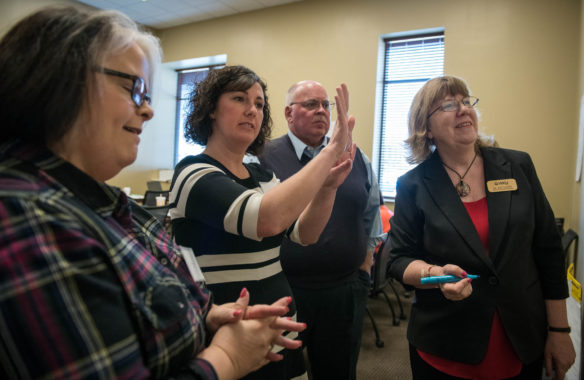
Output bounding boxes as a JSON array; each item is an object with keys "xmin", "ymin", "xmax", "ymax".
[{"xmin": 76, "ymin": 0, "xmax": 302, "ymax": 29}]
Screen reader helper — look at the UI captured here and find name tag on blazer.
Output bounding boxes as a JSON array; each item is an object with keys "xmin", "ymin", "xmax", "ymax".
[{"xmin": 487, "ymin": 179, "xmax": 518, "ymax": 192}]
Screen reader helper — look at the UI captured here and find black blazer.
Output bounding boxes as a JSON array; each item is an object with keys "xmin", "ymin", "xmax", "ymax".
[{"xmin": 388, "ymin": 147, "xmax": 568, "ymax": 364}]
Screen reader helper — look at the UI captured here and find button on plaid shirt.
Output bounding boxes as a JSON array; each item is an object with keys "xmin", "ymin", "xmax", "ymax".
[{"xmin": 0, "ymin": 140, "xmax": 217, "ymax": 379}]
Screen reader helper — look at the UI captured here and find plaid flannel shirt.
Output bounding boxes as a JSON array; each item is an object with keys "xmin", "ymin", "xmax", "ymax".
[{"xmin": 0, "ymin": 140, "xmax": 217, "ymax": 379}]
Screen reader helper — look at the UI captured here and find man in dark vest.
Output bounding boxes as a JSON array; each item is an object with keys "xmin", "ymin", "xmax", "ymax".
[{"xmin": 259, "ymin": 80, "xmax": 383, "ymax": 380}]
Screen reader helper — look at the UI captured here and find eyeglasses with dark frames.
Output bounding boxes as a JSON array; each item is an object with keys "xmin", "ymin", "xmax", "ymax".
[
  {"xmin": 289, "ymin": 99, "xmax": 335, "ymax": 111},
  {"xmin": 98, "ymin": 67, "xmax": 151, "ymax": 107},
  {"xmin": 427, "ymin": 96, "xmax": 479, "ymax": 119}
]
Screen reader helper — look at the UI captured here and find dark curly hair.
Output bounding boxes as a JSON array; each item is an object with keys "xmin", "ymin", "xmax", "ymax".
[{"xmin": 184, "ymin": 65, "xmax": 272, "ymax": 155}]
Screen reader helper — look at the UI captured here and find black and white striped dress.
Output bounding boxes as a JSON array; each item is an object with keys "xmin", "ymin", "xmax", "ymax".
[{"xmin": 169, "ymin": 153, "xmax": 306, "ymax": 380}]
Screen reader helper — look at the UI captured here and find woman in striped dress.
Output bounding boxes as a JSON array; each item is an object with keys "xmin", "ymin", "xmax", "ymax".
[{"xmin": 170, "ymin": 65, "xmax": 355, "ymax": 380}]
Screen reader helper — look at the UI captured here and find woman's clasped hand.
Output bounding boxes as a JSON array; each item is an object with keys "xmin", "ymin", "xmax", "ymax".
[{"xmin": 200, "ymin": 288, "xmax": 306, "ymax": 378}]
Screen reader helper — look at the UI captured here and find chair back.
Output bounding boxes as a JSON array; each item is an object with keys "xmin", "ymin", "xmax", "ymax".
[
  {"xmin": 370, "ymin": 204, "xmax": 394, "ymax": 293},
  {"xmin": 143, "ymin": 205, "xmax": 170, "ymax": 224},
  {"xmin": 147, "ymin": 181, "xmax": 163, "ymax": 191},
  {"xmin": 556, "ymin": 217, "xmax": 565, "ymax": 236},
  {"xmin": 371, "ymin": 236, "xmax": 392, "ymax": 293},
  {"xmin": 562, "ymin": 229, "xmax": 579, "ymax": 274},
  {"xmin": 143, "ymin": 190, "xmax": 169, "ymax": 207}
]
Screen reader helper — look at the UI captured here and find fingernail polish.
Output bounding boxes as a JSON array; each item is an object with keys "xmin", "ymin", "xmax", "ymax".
[
  {"xmin": 233, "ymin": 310, "xmax": 242, "ymax": 317},
  {"xmin": 286, "ymin": 296, "xmax": 292, "ymax": 304},
  {"xmin": 240, "ymin": 288, "xmax": 248, "ymax": 298},
  {"xmin": 461, "ymin": 271, "xmax": 468, "ymax": 277}
]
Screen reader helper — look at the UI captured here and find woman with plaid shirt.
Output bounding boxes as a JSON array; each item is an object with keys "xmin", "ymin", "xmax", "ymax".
[{"xmin": 0, "ymin": 5, "xmax": 304, "ymax": 380}]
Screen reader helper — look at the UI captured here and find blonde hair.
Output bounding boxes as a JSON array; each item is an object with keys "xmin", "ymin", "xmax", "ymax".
[{"xmin": 405, "ymin": 76, "xmax": 495, "ymax": 164}]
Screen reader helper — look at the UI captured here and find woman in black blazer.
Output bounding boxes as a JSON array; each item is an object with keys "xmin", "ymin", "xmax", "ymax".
[{"xmin": 388, "ymin": 76, "xmax": 575, "ymax": 379}]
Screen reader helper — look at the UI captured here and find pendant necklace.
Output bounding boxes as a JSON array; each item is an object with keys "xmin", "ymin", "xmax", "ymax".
[{"xmin": 442, "ymin": 152, "xmax": 478, "ymax": 197}]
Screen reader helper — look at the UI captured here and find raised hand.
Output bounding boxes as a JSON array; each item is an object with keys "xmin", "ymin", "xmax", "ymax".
[
  {"xmin": 328, "ymin": 83, "xmax": 355, "ymax": 159},
  {"xmin": 323, "ymin": 142, "xmax": 357, "ymax": 189}
]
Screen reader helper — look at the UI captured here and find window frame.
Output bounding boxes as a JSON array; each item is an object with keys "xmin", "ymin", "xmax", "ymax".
[
  {"xmin": 173, "ymin": 64, "xmax": 223, "ymax": 165},
  {"xmin": 372, "ymin": 29, "xmax": 444, "ymax": 201}
]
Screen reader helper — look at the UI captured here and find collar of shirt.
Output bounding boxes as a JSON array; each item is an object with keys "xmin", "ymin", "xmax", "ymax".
[
  {"xmin": 287, "ymin": 131, "xmax": 329, "ymax": 160},
  {"xmin": 1, "ymin": 139, "xmax": 124, "ymax": 218}
]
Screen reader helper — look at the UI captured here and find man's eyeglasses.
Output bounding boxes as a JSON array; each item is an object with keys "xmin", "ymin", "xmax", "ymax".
[
  {"xmin": 98, "ymin": 67, "xmax": 151, "ymax": 107},
  {"xmin": 427, "ymin": 96, "xmax": 479, "ymax": 118},
  {"xmin": 289, "ymin": 99, "xmax": 335, "ymax": 111}
]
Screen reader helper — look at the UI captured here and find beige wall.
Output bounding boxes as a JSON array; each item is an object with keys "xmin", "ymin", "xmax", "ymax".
[
  {"xmin": 2, "ymin": 1, "xmax": 583, "ymax": 268},
  {"xmin": 151, "ymin": 0, "xmax": 580, "ymax": 225},
  {"xmin": 577, "ymin": 0, "xmax": 584, "ymax": 280}
]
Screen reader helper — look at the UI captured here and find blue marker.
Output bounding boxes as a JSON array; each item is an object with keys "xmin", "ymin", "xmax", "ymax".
[{"xmin": 421, "ymin": 274, "xmax": 479, "ymax": 285}]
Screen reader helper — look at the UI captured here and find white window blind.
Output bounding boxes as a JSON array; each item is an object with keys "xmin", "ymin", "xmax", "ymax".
[{"xmin": 377, "ymin": 33, "xmax": 444, "ymax": 199}]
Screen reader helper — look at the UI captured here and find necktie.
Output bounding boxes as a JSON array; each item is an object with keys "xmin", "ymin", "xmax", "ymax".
[{"xmin": 300, "ymin": 147, "xmax": 315, "ymax": 165}]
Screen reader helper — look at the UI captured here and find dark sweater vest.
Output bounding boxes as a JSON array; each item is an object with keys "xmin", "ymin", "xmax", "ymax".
[{"xmin": 259, "ymin": 135, "xmax": 369, "ymax": 288}]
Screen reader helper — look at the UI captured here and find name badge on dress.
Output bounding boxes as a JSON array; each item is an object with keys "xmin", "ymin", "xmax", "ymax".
[{"xmin": 487, "ymin": 179, "xmax": 518, "ymax": 192}]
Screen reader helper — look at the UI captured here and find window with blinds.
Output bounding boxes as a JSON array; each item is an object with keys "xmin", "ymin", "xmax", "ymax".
[
  {"xmin": 376, "ymin": 32, "xmax": 444, "ymax": 199},
  {"xmin": 174, "ymin": 65, "xmax": 223, "ymax": 164}
]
